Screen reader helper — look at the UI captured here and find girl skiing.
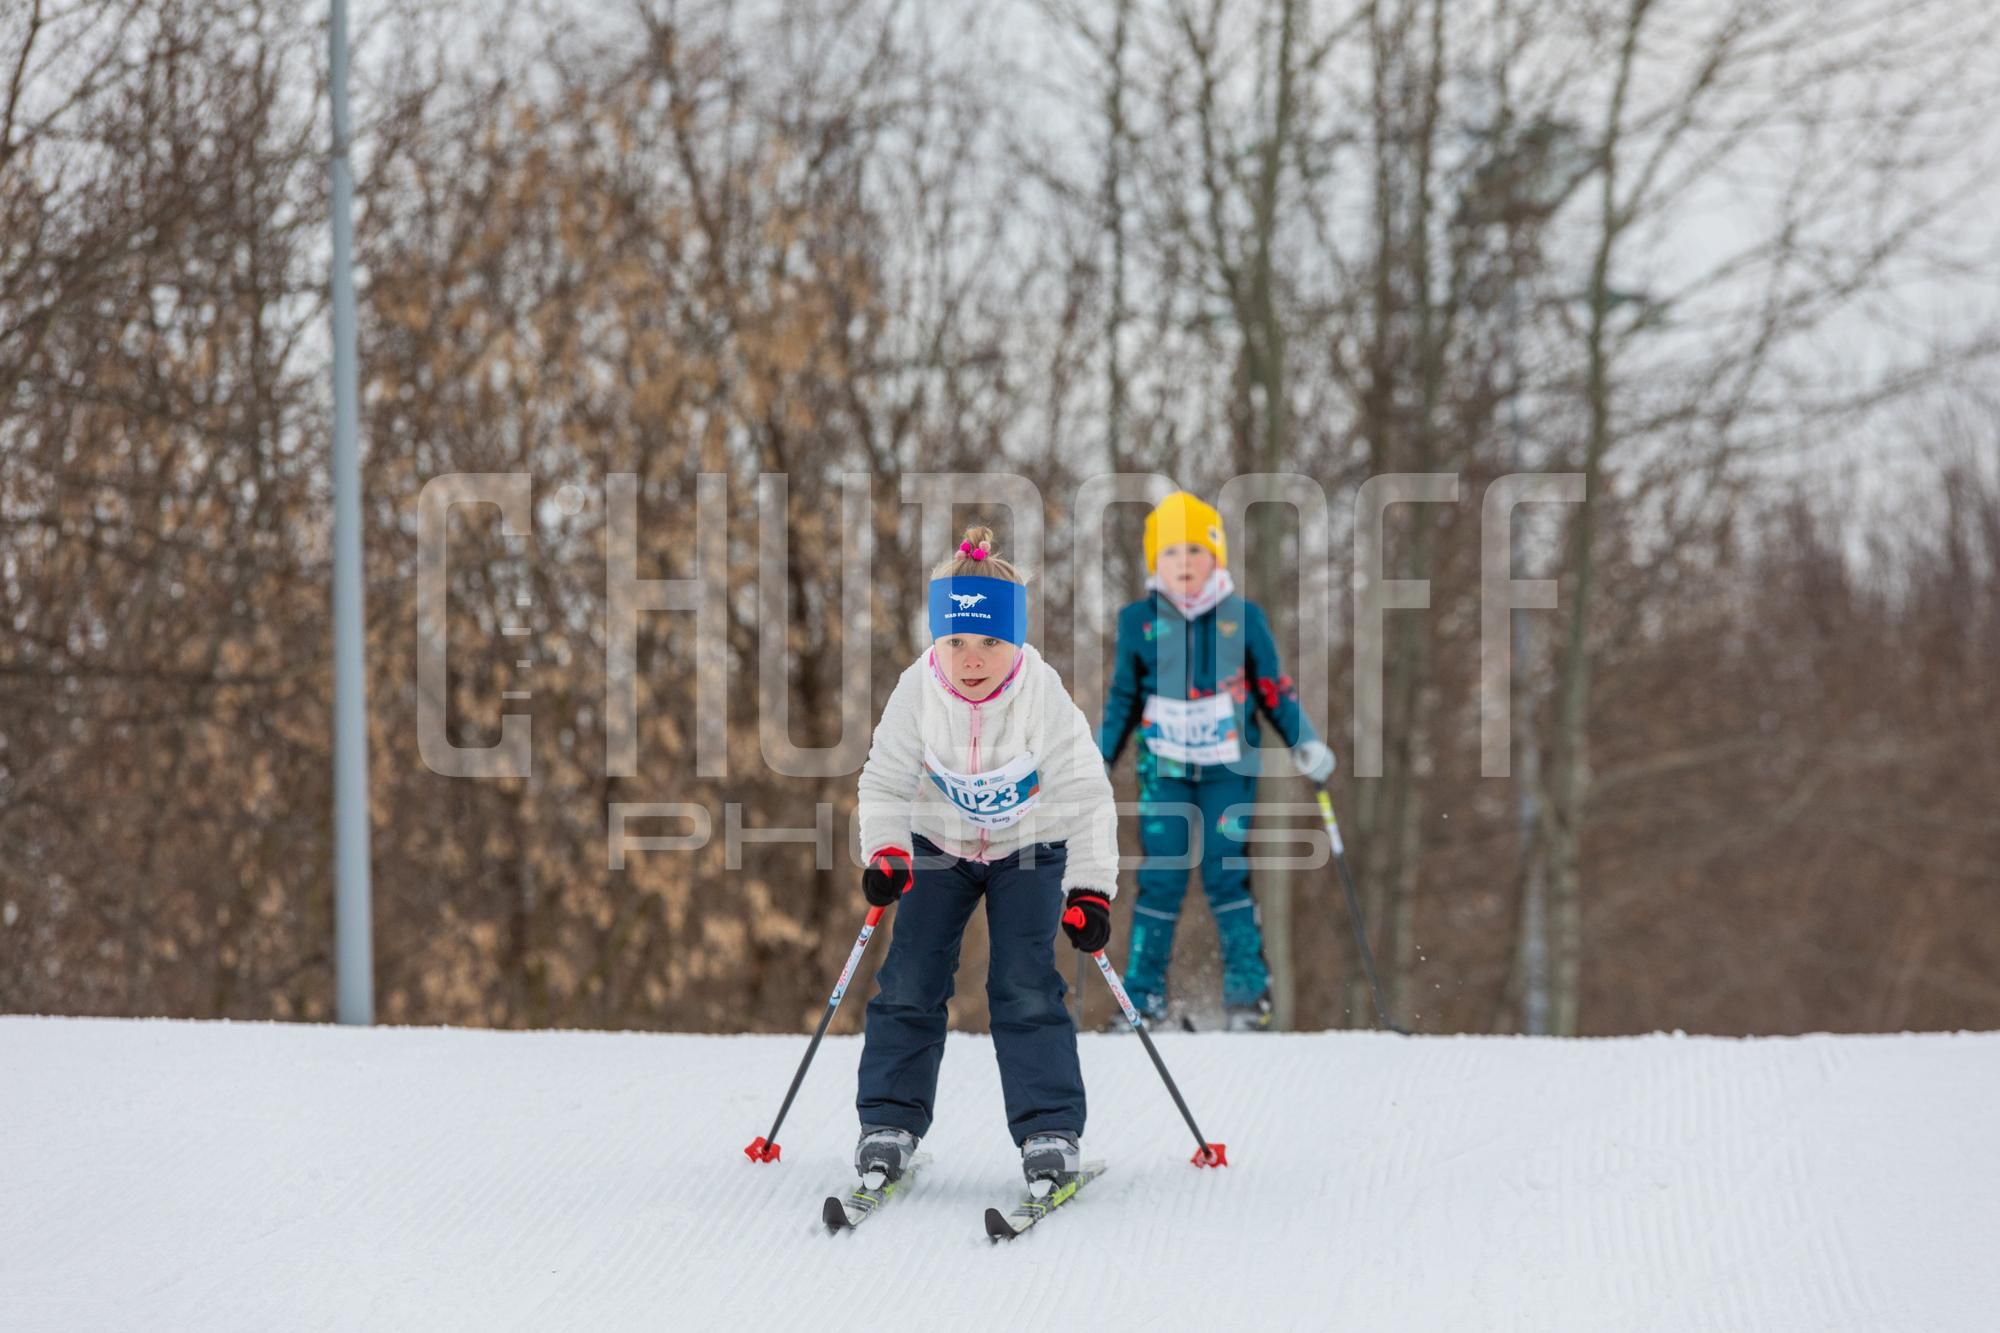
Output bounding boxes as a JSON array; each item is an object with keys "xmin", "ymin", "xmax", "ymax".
[
  {"xmin": 852, "ymin": 526, "xmax": 1119, "ymax": 1190},
  {"xmin": 1099, "ymin": 492, "xmax": 1335, "ymax": 1031}
]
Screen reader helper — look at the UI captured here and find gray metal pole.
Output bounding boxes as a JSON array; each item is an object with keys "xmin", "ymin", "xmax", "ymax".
[{"xmin": 329, "ymin": 0, "xmax": 373, "ymax": 1025}]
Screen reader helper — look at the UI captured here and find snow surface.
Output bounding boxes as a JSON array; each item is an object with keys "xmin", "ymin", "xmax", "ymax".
[{"xmin": 2, "ymin": 1017, "xmax": 1995, "ymax": 1332}]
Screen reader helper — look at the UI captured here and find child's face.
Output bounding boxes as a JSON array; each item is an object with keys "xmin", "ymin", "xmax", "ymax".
[
  {"xmin": 1157, "ymin": 543, "xmax": 1217, "ymax": 594},
  {"xmin": 935, "ymin": 635, "xmax": 1019, "ymax": 701}
]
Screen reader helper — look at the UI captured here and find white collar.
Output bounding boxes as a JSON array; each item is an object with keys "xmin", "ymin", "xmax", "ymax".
[{"xmin": 1147, "ymin": 567, "xmax": 1234, "ymax": 619}]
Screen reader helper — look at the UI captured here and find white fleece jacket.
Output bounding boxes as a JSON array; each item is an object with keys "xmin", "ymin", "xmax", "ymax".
[{"xmin": 857, "ymin": 643, "xmax": 1120, "ymax": 897}]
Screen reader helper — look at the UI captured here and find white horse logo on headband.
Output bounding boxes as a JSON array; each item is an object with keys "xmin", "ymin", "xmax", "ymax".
[{"xmin": 949, "ymin": 593, "xmax": 987, "ymax": 610}]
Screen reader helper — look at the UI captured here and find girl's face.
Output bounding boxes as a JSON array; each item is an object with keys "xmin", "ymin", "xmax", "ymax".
[
  {"xmin": 935, "ymin": 635, "xmax": 1019, "ymax": 701},
  {"xmin": 1157, "ymin": 543, "xmax": 1218, "ymax": 595}
]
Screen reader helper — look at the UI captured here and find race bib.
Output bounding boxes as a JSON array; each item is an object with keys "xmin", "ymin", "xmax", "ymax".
[
  {"xmin": 1142, "ymin": 693, "xmax": 1241, "ymax": 765},
  {"xmin": 922, "ymin": 746, "xmax": 1042, "ymax": 829}
]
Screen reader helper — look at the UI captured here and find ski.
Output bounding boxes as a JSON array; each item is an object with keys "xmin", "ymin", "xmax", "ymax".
[
  {"xmin": 823, "ymin": 1152, "xmax": 932, "ymax": 1232},
  {"xmin": 983, "ymin": 1161, "xmax": 1108, "ymax": 1241}
]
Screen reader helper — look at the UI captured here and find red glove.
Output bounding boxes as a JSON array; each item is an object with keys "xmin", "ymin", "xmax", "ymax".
[
  {"xmin": 863, "ymin": 848, "xmax": 915, "ymax": 907},
  {"xmin": 1061, "ymin": 889, "xmax": 1112, "ymax": 953}
]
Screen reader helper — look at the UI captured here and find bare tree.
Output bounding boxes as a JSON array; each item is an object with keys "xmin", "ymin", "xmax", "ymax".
[{"xmin": 1529, "ymin": 0, "xmax": 2000, "ymax": 1032}]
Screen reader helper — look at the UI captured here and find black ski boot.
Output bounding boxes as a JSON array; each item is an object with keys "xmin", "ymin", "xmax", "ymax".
[
  {"xmin": 854, "ymin": 1126, "xmax": 919, "ymax": 1186},
  {"xmin": 1021, "ymin": 1132, "xmax": 1083, "ymax": 1197}
]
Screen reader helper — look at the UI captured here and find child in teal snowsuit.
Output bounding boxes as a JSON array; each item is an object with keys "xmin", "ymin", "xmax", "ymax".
[{"xmin": 1098, "ymin": 492, "xmax": 1334, "ymax": 1030}]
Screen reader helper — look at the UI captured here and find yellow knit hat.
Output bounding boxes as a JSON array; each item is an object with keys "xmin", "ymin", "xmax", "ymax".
[{"xmin": 1144, "ymin": 491, "xmax": 1227, "ymax": 572}]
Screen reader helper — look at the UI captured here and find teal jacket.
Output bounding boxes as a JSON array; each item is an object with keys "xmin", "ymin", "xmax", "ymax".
[{"xmin": 1098, "ymin": 592, "xmax": 1318, "ymax": 782}]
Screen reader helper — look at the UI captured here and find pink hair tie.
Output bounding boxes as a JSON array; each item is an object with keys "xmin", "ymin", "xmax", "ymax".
[
  {"xmin": 959, "ymin": 541, "xmax": 974, "ymax": 555},
  {"xmin": 970, "ymin": 548, "xmax": 986, "ymax": 561}
]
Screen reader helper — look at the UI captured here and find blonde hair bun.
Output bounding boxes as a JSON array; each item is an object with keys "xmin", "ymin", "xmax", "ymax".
[{"xmin": 930, "ymin": 524, "xmax": 1028, "ymax": 584}]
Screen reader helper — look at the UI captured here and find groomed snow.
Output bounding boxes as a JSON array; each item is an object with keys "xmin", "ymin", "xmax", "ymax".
[{"xmin": 2, "ymin": 1017, "xmax": 1994, "ymax": 1331}]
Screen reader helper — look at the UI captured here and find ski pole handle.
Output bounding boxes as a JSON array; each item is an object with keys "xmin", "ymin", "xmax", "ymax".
[{"xmin": 745, "ymin": 903, "xmax": 887, "ymax": 1163}]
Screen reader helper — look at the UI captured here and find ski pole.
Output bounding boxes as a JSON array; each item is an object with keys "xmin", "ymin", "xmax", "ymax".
[
  {"xmin": 745, "ymin": 903, "xmax": 885, "ymax": 1163},
  {"xmin": 1092, "ymin": 951, "xmax": 1227, "ymax": 1167},
  {"xmin": 1315, "ymin": 788, "xmax": 1406, "ymax": 1034}
]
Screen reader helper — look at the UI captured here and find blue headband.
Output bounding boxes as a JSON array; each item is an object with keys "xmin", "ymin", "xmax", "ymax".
[{"xmin": 928, "ymin": 575, "xmax": 1028, "ymax": 645}]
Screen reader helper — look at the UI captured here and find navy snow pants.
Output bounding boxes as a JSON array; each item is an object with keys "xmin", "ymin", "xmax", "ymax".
[{"xmin": 856, "ymin": 834, "xmax": 1084, "ymax": 1145}]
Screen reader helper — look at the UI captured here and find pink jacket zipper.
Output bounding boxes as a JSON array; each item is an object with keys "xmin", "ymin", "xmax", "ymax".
[
  {"xmin": 969, "ymin": 702, "xmax": 988, "ymax": 861},
  {"xmin": 929, "ymin": 650, "xmax": 1024, "ymax": 864}
]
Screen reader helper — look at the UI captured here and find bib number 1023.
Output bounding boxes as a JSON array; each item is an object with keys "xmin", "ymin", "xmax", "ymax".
[{"xmin": 922, "ymin": 746, "xmax": 1042, "ymax": 830}]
